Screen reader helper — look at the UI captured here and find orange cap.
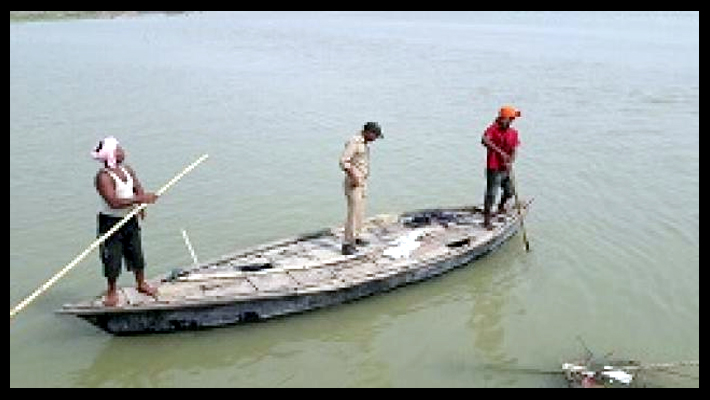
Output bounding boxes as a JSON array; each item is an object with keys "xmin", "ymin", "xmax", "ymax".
[{"xmin": 499, "ymin": 106, "xmax": 521, "ymax": 119}]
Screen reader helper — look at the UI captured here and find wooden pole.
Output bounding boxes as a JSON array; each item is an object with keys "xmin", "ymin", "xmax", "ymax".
[
  {"xmin": 181, "ymin": 229, "xmax": 199, "ymax": 267},
  {"xmin": 10, "ymin": 154, "xmax": 209, "ymax": 320},
  {"xmin": 509, "ymin": 168, "xmax": 530, "ymax": 252}
]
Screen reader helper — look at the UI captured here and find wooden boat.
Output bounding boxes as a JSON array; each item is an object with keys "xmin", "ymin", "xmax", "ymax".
[{"xmin": 58, "ymin": 201, "xmax": 532, "ymax": 335}]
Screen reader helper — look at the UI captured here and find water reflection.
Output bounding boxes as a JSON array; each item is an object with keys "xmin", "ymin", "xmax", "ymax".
[{"xmin": 71, "ymin": 295, "xmax": 397, "ymax": 387}]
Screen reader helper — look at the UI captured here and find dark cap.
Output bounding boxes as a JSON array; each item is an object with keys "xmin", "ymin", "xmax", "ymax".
[{"xmin": 363, "ymin": 121, "xmax": 383, "ymax": 138}]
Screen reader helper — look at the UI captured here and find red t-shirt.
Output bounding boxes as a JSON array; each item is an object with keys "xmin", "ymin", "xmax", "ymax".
[{"xmin": 484, "ymin": 123, "xmax": 520, "ymax": 171}]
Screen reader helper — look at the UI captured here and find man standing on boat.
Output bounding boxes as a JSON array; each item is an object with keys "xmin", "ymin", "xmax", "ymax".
[
  {"xmin": 481, "ymin": 106, "xmax": 521, "ymax": 230},
  {"xmin": 92, "ymin": 136, "xmax": 159, "ymax": 306},
  {"xmin": 339, "ymin": 122, "xmax": 384, "ymax": 255}
]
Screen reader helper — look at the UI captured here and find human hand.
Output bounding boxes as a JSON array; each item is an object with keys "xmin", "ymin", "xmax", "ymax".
[
  {"xmin": 350, "ymin": 177, "xmax": 362, "ymax": 188},
  {"xmin": 348, "ymin": 169, "xmax": 362, "ymax": 188},
  {"xmin": 138, "ymin": 193, "xmax": 158, "ymax": 204},
  {"xmin": 500, "ymin": 152, "xmax": 511, "ymax": 164}
]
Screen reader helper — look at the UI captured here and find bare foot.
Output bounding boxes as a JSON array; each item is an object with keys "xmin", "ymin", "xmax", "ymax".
[
  {"xmin": 103, "ymin": 291, "xmax": 119, "ymax": 307},
  {"xmin": 137, "ymin": 282, "xmax": 158, "ymax": 298}
]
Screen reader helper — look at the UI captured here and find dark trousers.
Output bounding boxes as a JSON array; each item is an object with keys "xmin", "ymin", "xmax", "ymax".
[
  {"xmin": 484, "ymin": 169, "xmax": 514, "ymax": 212},
  {"xmin": 97, "ymin": 213, "xmax": 145, "ymax": 280}
]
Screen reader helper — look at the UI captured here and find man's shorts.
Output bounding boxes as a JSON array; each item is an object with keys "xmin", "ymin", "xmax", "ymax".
[{"xmin": 97, "ymin": 213, "xmax": 145, "ymax": 280}]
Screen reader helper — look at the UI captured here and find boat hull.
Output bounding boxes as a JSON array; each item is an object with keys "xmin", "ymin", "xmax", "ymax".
[{"xmin": 75, "ymin": 214, "xmax": 522, "ymax": 335}]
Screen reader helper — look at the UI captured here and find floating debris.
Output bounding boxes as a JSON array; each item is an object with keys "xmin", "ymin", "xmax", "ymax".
[{"xmin": 562, "ymin": 338, "xmax": 698, "ymax": 388}]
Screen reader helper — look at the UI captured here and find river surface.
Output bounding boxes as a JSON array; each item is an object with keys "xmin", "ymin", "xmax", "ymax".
[{"xmin": 10, "ymin": 11, "xmax": 699, "ymax": 387}]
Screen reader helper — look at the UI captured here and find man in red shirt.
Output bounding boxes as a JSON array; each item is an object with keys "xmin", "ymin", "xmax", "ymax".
[{"xmin": 481, "ymin": 105, "xmax": 521, "ymax": 230}]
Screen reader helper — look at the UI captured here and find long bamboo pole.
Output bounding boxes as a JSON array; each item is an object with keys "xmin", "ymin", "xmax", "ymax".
[
  {"xmin": 509, "ymin": 167, "xmax": 530, "ymax": 252},
  {"xmin": 10, "ymin": 154, "xmax": 209, "ymax": 320}
]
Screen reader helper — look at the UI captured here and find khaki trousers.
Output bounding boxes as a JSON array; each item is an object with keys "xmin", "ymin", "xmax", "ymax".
[{"xmin": 344, "ymin": 181, "xmax": 366, "ymax": 245}]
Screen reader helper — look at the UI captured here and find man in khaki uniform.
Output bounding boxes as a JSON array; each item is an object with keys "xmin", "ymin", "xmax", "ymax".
[{"xmin": 339, "ymin": 122, "xmax": 383, "ymax": 255}]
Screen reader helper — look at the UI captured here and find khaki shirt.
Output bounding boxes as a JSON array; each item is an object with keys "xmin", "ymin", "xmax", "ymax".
[{"xmin": 340, "ymin": 134, "xmax": 370, "ymax": 183}]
